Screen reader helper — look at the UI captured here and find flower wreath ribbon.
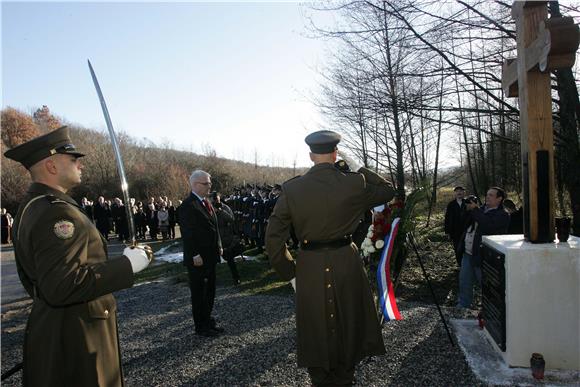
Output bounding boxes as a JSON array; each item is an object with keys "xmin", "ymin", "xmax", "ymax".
[{"xmin": 376, "ymin": 217, "xmax": 402, "ymax": 321}]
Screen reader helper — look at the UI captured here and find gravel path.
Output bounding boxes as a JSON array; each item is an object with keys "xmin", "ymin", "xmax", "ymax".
[{"xmin": 1, "ymin": 278, "xmax": 482, "ymax": 386}]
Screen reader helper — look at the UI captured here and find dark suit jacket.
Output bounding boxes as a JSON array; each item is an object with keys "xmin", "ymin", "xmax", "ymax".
[
  {"xmin": 178, "ymin": 193, "xmax": 222, "ymax": 268},
  {"xmin": 457, "ymin": 205, "xmax": 510, "ymax": 260}
]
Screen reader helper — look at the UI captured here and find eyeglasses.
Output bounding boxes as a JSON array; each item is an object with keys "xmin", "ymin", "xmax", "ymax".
[{"xmin": 195, "ymin": 181, "xmax": 212, "ymax": 186}]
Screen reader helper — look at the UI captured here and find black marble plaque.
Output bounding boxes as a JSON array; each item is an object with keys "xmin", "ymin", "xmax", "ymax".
[{"xmin": 482, "ymin": 244, "xmax": 506, "ymax": 351}]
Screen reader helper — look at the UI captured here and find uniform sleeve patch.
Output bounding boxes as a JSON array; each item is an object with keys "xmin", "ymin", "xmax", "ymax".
[{"xmin": 53, "ymin": 220, "xmax": 75, "ymax": 239}]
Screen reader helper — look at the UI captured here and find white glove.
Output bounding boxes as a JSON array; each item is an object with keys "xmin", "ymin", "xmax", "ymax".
[
  {"xmin": 123, "ymin": 245, "xmax": 153, "ymax": 273},
  {"xmin": 193, "ymin": 254, "xmax": 203, "ymax": 267},
  {"xmin": 337, "ymin": 150, "xmax": 362, "ymax": 172},
  {"xmin": 290, "ymin": 278, "xmax": 296, "ymax": 292}
]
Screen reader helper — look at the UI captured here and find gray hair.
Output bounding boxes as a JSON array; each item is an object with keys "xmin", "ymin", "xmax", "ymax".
[{"xmin": 189, "ymin": 170, "xmax": 211, "ymax": 189}]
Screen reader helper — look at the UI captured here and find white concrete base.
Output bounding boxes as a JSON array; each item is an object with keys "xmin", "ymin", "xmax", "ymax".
[
  {"xmin": 452, "ymin": 319, "xmax": 580, "ymax": 385},
  {"xmin": 482, "ymin": 235, "xmax": 580, "ymax": 371}
]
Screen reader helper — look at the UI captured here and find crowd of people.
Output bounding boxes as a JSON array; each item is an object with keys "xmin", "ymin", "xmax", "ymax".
[
  {"xmin": 79, "ymin": 196, "xmax": 179, "ymax": 242},
  {"xmin": 73, "ymin": 183, "xmax": 284, "ymax": 251}
]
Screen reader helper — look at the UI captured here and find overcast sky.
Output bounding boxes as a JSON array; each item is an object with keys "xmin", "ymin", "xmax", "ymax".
[{"xmin": 2, "ymin": 1, "xmax": 333, "ymax": 168}]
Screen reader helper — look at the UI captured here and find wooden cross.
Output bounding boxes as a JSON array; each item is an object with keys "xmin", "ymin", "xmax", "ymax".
[{"xmin": 501, "ymin": 1, "xmax": 579, "ymax": 243}]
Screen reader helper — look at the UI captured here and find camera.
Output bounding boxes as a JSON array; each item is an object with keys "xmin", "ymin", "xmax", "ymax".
[
  {"xmin": 464, "ymin": 195, "xmax": 480, "ymax": 205},
  {"xmin": 334, "ymin": 159, "xmax": 350, "ymax": 172}
]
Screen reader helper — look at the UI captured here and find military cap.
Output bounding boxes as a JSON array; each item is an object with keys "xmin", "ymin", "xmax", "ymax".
[
  {"xmin": 304, "ymin": 130, "xmax": 341, "ymax": 154},
  {"xmin": 4, "ymin": 126, "xmax": 85, "ymax": 169},
  {"xmin": 453, "ymin": 186, "xmax": 466, "ymax": 191}
]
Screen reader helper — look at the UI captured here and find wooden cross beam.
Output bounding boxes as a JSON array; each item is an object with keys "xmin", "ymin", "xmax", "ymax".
[
  {"xmin": 502, "ymin": 15, "xmax": 579, "ymax": 97},
  {"xmin": 501, "ymin": 1, "xmax": 579, "ymax": 243}
]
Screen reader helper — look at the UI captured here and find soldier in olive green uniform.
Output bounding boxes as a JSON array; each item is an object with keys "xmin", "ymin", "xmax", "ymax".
[
  {"xmin": 265, "ymin": 130, "xmax": 395, "ymax": 386},
  {"xmin": 4, "ymin": 126, "xmax": 152, "ymax": 387}
]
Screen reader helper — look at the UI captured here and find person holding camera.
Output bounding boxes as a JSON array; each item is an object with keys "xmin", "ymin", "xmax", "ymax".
[
  {"xmin": 210, "ymin": 191, "xmax": 242, "ymax": 285},
  {"xmin": 457, "ymin": 187, "xmax": 510, "ymax": 309}
]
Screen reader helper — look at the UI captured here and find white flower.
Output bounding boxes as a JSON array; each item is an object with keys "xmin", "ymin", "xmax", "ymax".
[
  {"xmin": 366, "ymin": 230, "xmax": 373, "ymax": 238},
  {"xmin": 368, "ymin": 224, "xmax": 374, "ymax": 231},
  {"xmin": 375, "ymin": 240, "xmax": 385, "ymax": 249},
  {"xmin": 367, "ymin": 246, "xmax": 376, "ymax": 254}
]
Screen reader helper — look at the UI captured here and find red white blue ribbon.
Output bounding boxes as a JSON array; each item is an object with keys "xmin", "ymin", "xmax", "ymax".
[{"xmin": 377, "ymin": 217, "xmax": 402, "ymax": 321}]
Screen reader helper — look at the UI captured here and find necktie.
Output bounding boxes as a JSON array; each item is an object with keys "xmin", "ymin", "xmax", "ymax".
[{"xmin": 202, "ymin": 198, "xmax": 213, "ymax": 214}]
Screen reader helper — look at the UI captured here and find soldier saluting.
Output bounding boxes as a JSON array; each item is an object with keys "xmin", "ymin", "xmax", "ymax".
[
  {"xmin": 265, "ymin": 130, "xmax": 395, "ymax": 386},
  {"xmin": 4, "ymin": 126, "xmax": 152, "ymax": 386}
]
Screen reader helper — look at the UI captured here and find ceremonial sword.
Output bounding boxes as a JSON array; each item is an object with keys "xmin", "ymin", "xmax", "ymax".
[{"xmin": 88, "ymin": 60, "xmax": 136, "ymax": 247}]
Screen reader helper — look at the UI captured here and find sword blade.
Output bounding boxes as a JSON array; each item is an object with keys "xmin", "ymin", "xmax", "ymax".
[{"xmin": 88, "ymin": 59, "xmax": 136, "ymax": 246}]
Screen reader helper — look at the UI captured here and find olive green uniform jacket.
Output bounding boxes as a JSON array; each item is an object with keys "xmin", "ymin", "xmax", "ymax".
[
  {"xmin": 265, "ymin": 163, "xmax": 395, "ymax": 369},
  {"xmin": 12, "ymin": 183, "xmax": 134, "ymax": 387}
]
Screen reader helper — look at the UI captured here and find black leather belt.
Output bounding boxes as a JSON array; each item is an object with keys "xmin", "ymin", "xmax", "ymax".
[{"xmin": 300, "ymin": 235, "xmax": 353, "ymax": 251}]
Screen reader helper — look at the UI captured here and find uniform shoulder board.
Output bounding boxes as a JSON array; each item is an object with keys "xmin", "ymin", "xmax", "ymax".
[{"xmin": 46, "ymin": 195, "xmax": 69, "ymax": 205}]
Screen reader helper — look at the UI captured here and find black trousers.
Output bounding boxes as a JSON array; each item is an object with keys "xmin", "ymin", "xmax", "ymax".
[
  {"xmin": 223, "ymin": 247, "xmax": 240, "ymax": 281},
  {"xmin": 96, "ymin": 220, "xmax": 109, "ymax": 240},
  {"xmin": 187, "ymin": 265, "xmax": 216, "ymax": 332},
  {"xmin": 1, "ymin": 226, "xmax": 10, "ymax": 244},
  {"xmin": 307, "ymin": 365, "xmax": 354, "ymax": 386},
  {"xmin": 137, "ymin": 224, "xmax": 147, "ymax": 239}
]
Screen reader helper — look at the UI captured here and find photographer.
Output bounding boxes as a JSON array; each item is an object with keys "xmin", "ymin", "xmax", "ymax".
[
  {"xmin": 210, "ymin": 192, "xmax": 242, "ymax": 285},
  {"xmin": 457, "ymin": 187, "xmax": 510, "ymax": 309}
]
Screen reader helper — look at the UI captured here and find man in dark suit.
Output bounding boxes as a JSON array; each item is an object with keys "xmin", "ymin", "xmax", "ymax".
[
  {"xmin": 80, "ymin": 197, "xmax": 93, "ymax": 222},
  {"xmin": 444, "ymin": 186, "xmax": 467, "ymax": 267},
  {"xmin": 178, "ymin": 170, "xmax": 223, "ymax": 337},
  {"xmin": 93, "ymin": 196, "xmax": 110, "ymax": 240}
]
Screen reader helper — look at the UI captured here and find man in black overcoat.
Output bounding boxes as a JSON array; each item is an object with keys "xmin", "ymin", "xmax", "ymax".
[{"xmin": 444, "ymin": 186, "xmax": 467, "ymax": 267}]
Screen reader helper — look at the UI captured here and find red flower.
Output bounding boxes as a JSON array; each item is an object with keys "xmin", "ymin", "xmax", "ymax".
[{"xmin": 371, "ymin": 206, "xmax": 393, "ymax": 243}]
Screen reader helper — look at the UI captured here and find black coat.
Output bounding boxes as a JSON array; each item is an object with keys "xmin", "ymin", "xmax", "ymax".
[
  {"xmin": 168, "ymin": 206, "xmax": 177, "ymax": 225},
  {"xmin": 507, "ymin": 207, "xmax": 523, "ymax": 234},
  {"xmin": 444, "ymin": 199, "xmax": 466, "ymax": 241},
  {"xmin": 93, "ymin": 203, "xmax": 110, "ymax": 228},
  {"xmin": 215, "ymin": 203, "xmax": 236, "ymax": 248},
  {"xmin": 458, "ymin": 205, "xmax": 510, "ymax": 259},
  {"xmin": 178, "ymin": 193, "xmax": 222, "ymax": 268}
]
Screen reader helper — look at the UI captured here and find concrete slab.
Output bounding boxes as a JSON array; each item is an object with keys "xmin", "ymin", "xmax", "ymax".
[{"xmin": 451, "ymin": 319, "xmax": 580, "ymax": 386}]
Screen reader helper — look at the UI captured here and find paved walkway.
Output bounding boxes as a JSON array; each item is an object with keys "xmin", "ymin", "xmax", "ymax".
[
  {"xmin": 1, "ymin": 232, "xmax": 180, "ymax": 305},
  {"xmin": 0, "ymin": 245, "xmax": 28, "ymax": 304},
  {"xmin": 1, "ymin": 281, "xmax": 481, "ymax": 386}
]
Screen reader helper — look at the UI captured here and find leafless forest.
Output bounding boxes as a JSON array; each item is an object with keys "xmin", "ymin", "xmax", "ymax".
[
  {"xmin": 2, "ymin": 0, "xmax": 579, "ymax": 219},
  {"xmin": 307, "ymin": 0, "xmax": 579, "ymax": 215}
]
